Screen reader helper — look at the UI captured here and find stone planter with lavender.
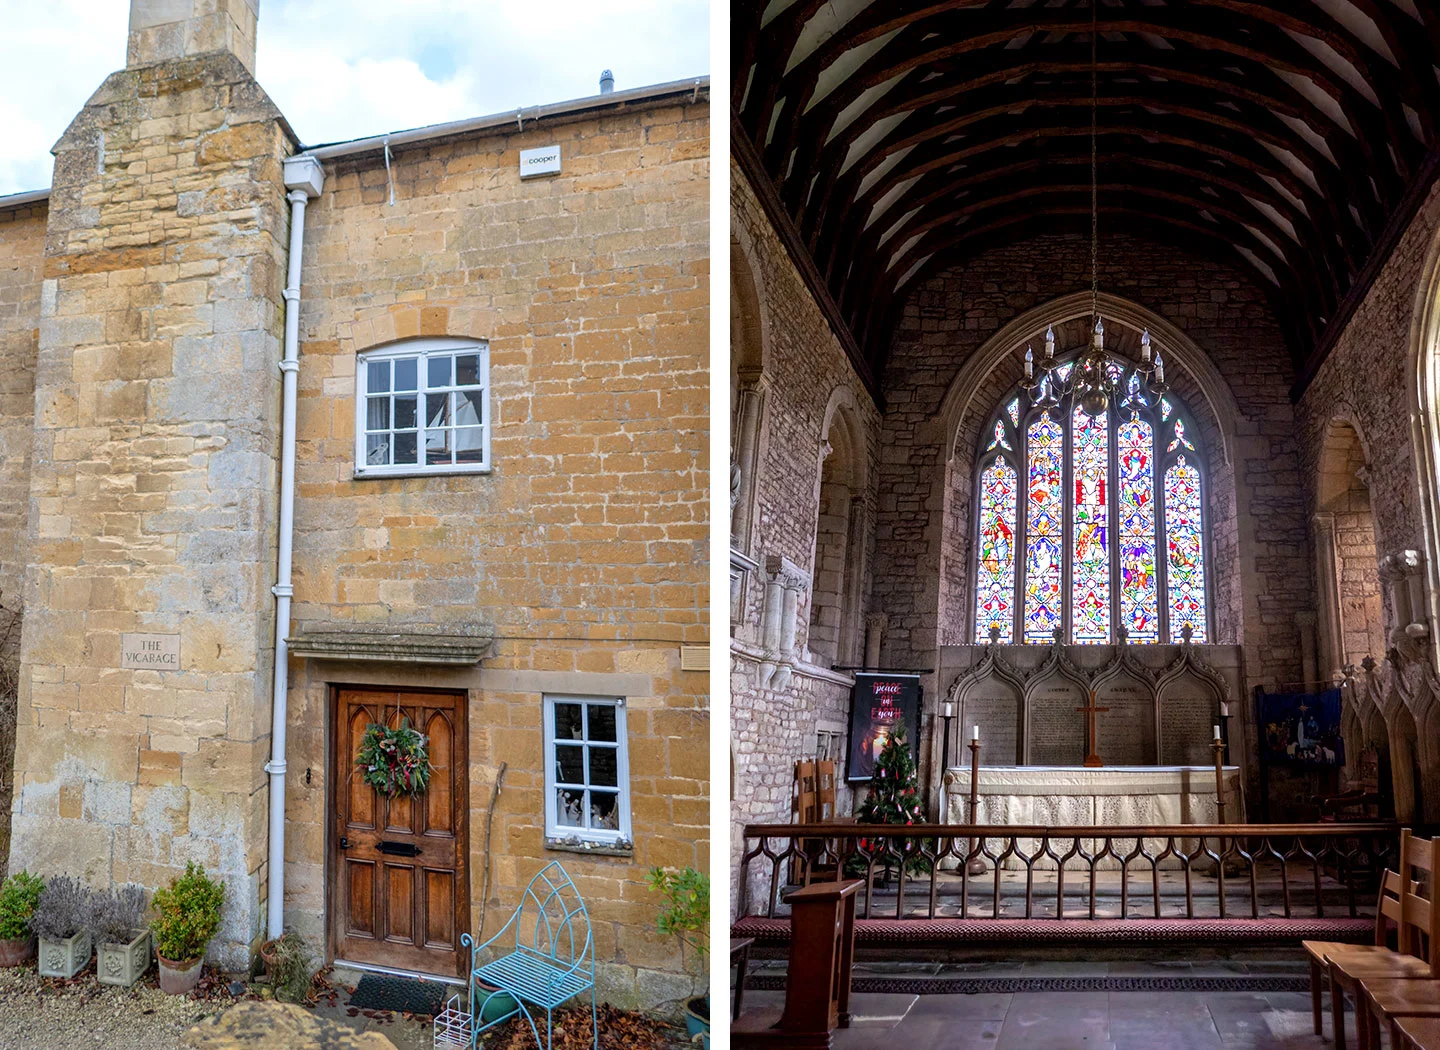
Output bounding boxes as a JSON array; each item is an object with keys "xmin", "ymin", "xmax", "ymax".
[
  {"xmin": 92, "ymin": 885, "xmax": 151, "ymax": 988},
  {"xmin": 32, "ymin": 876, "xmax": 96, "ymax": 980}
]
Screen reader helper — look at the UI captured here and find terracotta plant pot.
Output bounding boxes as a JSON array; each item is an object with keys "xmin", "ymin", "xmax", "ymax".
[
  {"xmin": 157, "ymin": 953, "xmax": 203, "ymax": 995},
  {"xmin": 0, "ymin": 936, "xmax": 34, "ymax": 967}
]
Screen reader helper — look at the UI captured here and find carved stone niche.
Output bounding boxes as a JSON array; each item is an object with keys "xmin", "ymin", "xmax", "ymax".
[
  {"xmin": 1379, "ymin": 549, "xmax": 1431, "ymax": 663},
  {"xmin": 759, "ymin": 554, "xmax": 809, "ymax": 691}
]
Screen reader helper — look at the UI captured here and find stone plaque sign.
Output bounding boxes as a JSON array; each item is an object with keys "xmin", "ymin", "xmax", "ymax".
[
  {"xmin": 1161, "ymin": 683, "xmax": 1215, "ymax": 765},
  {"xmin": 1027, "ymin": 677, "xmax": 1084, "ymax": 765},
  {"xmin": 1096, "ymin": 677, "xmax": 1156, "ymax": 765},
  {"xmin": 121, "ymin": 633, "xmax": 180, "ymax": 670},
  {"xmin": 962, "ymin": 687, "xmax": 1021, "ymax": 766}
]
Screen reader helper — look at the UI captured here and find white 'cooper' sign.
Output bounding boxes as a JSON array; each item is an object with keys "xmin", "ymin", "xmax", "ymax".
[
  {"xmin": 519, "ymin": 145, "xmax": 561, "ymax": 178},
  {"xmin": 122, "ymin": 633, "xmax": 180, "ymax": 670}
]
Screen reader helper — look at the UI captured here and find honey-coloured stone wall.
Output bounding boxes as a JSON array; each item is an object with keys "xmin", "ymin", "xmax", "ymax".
[{"xmin": 278, "ymin": 95, "xmax": 710, "ymax": 1006}]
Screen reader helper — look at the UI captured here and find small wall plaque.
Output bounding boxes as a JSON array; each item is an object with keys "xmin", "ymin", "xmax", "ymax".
[
  {"xmin": 519, "ymin": 145, "xmax": 561, "ymax": 178},
  {"xmin": 121, "ymin": 633, "xmax": 180, "ymax": 670}
]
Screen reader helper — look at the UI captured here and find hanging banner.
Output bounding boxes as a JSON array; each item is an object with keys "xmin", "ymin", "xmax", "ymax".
[
  {"xmin": 846, "ymin": 673, "xmax": 921, "ymax": 782},
  {"xmin": 1259, "ymin": 688, "xmax": 1344, "ymax": 767}
]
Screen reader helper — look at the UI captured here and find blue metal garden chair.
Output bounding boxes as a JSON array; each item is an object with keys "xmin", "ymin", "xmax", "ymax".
[{"xmin": 460, "ymin": 860, "xmax": 597, "ymax": 1050}]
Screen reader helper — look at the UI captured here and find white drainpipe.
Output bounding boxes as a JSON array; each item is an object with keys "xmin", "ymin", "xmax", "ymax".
[{"xmin": 267, "ymin": 155, "xmax": 324, "ymax": 940}]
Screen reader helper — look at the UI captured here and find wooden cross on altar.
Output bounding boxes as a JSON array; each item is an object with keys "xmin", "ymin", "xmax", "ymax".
[{"xmin": 1077, "ymin": 690, "xmax": 1108, "ymax": 768}]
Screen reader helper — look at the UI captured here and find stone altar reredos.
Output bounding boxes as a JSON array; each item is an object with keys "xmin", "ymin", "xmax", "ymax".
[
  {"xmin": 942, "ymin": 765, "xmax": 1243, "ymax": 869},
  {"xmin": 936, "ymin": 638, "xmax": 1245, "ymax": 771}
]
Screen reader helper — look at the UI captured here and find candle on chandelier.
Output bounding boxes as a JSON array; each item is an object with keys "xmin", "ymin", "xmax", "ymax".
[
  {"xmin": 1044, "ymin": 325, "xmax": 1055, "ymax": 358},
  {"xmin": 1155, "ymin": 353, "xmax": 1165, "ymax": 383},
  {"xmin": 1141, "ymin": 329, "xmax": 1151, "ymax": 362},
  {"xmin": 1024, "ymin": 345, "xmax": 1034, "ymax": 378}
]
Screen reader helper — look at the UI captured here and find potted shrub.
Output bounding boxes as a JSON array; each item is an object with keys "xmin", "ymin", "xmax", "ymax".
[
  {"xmin": 31, "ymin": 876, "xmax": 96, "ymax": 979},
  {"xmin": 647, "ymin": 866, "xmax": 710, "ymax": 1047},
  {"xmin": 150, "ymin": 862, "xmax": 225, "ymax": 995},
  {"xmin": 0, "ymin": 871, "xmax": 43, "ymax": 966},
  {"xmin": 92, "ymin": 884, "xmax": 151, "ymax": 988}
]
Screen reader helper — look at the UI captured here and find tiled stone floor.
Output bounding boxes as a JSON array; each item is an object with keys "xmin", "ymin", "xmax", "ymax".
[{"xmin": 737, "ymin": 960, "xmax": 1352, "ymax": 1049}]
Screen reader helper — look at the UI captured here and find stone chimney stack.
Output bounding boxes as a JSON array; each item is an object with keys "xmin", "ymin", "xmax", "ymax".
[{"xmin": 127, "ymin": 0, "xmax": 260, "ymax": 73}]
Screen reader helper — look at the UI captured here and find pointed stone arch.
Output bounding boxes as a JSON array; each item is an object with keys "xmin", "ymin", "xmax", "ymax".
[
  {"xmin": 931, "ymin": 292, "xmax": 1247, "ymax": 649},
  {"xmin": 808, "ymin": 385, "xmax": 868, "ymax": 667}
]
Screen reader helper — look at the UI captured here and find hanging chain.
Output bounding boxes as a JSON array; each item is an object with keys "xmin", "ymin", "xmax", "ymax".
[{"xmin": 1090, "ymin": 0, "xmax": 1099, "ymax": 324}]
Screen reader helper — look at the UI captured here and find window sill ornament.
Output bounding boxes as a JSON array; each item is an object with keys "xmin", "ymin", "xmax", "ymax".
[{"xmin": 356, "ymin": 719, "xmax": 432, "ymax": 798}]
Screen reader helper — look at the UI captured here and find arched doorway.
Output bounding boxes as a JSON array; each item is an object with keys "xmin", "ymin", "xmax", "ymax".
[{"xmin": 1313, "ymin": 418, "xmax": 1385, "ymax": 677}]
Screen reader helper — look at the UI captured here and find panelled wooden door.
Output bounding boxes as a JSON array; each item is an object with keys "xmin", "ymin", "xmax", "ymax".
[{"xmin": 330, "ymin": 688, "xmax": 469, "ymax": 976}]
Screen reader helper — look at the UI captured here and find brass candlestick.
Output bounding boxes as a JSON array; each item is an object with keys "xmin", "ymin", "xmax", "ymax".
[
  {"xmin": 1211, "ymin": 728, "xmax": 1227, "ymax": 825},
  {"xmin": 966, "ymin": 734, "xmax": 986, "ymax": 875}
]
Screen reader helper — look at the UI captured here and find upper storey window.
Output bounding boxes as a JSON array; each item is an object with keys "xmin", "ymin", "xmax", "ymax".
[
  {"xmin": 355, "ymin": 338, "xmax": 490, "ymax": 476},
  {"xmin": 972, "ymin": 352, "xmax": 1209, "ymax": 645}
]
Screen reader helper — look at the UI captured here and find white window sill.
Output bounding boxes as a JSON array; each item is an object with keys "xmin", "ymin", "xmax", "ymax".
[
  {"xmin": 353, "ymin": 466, "xmax": 493, "ymax": 480},
  {"xmin": 544, "ymin": 834, "xmax": 633, "ymax": 858}
]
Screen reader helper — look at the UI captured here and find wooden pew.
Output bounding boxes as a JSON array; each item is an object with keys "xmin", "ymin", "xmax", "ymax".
[{"xmin": 1304, "ymin": 829, "xmax": 1438, "ymax": 1050}]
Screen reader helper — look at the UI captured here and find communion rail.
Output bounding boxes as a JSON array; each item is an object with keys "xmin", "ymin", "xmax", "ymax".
[{"xmin": 733, "ymin": 822, "xmax": 1399, "ymax": 950}]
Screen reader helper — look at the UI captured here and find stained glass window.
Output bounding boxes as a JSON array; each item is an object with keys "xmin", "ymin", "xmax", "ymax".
[
  {"xmin": 1164, "ymin": 455, "xmax": 1207, "ymax": 642},
  {"xmin": 1070, "ymin": 405, "xmax": 1110, "ymax": 642},
  {"xmin": 973, "ymin": 347, "xmax": 1209, "ymax": 646},
  {"xmin": 1023, "ymin": 412, "xmax": 1064, "ymax": 642},
  {"xmin": 974, "ymin": 457, "xmax": 1018, "ymax": 642},
  {"xmin": 1117, "ymin": 413, "xmax": 1159, "ymax": 642}
]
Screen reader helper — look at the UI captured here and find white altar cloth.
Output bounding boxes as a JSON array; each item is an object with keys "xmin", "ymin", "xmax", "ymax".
[{"xmin": 942, "ymin": 765, "xmax": 1243, "ymax": 869}]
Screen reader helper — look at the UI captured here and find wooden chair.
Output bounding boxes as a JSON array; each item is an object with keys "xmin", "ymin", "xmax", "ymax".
[
  {"xmin": 1357, "ymin": 979, "xmax": 1440, "ymax": 1050},
  {"xmin": 1395, "ymin": 1016, "xmax": 1440, "ymax": 1050},
  {"xmin": 1302, "ymin": 829, "xmax": 1438, "ymax": 1050},
  {"xmin": 791, "ymin": 759, "xmax": 841, "ymax": 883}
]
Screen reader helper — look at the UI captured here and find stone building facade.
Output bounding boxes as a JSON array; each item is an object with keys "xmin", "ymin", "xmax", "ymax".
[{"xmin": 0, "ymin": 0, "xmax": 709, "ymax": 1006}]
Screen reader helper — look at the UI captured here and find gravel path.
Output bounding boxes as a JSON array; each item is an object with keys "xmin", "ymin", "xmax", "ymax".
[{"xmin": 0, "ymin": 967, "xmax": 220, "ymax": 1050}]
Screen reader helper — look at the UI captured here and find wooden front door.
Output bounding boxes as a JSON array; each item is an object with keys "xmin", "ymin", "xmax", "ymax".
[{"xmin": 331, "ymin": 688, "xmax": 469, "ymax": 976}]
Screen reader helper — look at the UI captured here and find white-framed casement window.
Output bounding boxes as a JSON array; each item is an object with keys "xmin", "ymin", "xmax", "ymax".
[
  {"xmin": 355, "ymin": 337, "xmax": 490, "ymax": 476},
  {"xmin": 543, "ymin": 695, "xmax": 632, "ymax": 848}
]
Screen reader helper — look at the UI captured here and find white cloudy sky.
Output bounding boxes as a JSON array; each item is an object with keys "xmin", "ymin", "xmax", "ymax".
[{"xmin": 0, "ymin": 0, "xmax": 709, "ymax": 195}]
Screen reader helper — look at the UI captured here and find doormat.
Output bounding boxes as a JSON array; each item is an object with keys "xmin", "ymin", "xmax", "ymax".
[
  {"xmin": 347, "ymin": 973, "xmax": 449, "ymax": 1016},
  {"xmin": 746, "ymin": 973, "xmax": 1310, "ymax": 995}
]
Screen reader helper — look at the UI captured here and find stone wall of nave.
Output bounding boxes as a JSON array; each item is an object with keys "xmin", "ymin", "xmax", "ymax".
[{"xmin": 729, "ymin": 165, "xmax": 881, "ymax": 904}]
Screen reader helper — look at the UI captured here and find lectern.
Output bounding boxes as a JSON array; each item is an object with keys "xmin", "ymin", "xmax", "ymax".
[{"xmin": 733, "ymin": 879, "xmax": 861, "ymax": 1048}]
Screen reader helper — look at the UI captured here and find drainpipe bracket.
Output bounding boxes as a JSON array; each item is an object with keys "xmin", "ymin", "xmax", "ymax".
[
  {"xmin": 265, "ymin": 759, "xmax": 287, "ymax": 775},
  {"xmin": 277, "ymin": 359, "xmax": 298, "ymax": 375},
  {"xmin": 282, "ymin": 286, "xmax": 300, "ymax": 303},
  {"xmin": 272, "ymin": 584, "xmax": 294, "ymax": 598}
]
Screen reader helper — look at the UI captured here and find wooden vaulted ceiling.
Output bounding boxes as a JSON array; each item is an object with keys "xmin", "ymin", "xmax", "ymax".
[{"xmin": 733, "ymin": 0, "xmax": 1440, "ymax": 394}]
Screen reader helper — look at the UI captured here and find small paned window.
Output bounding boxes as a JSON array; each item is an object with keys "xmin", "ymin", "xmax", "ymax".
[
  {"xmin": 355, "ymin": 338, "xmax": 489, "ymax": 475},
  {"xmin": 543, "ymin": 696, "xmax": 632, "ymax": 848}
]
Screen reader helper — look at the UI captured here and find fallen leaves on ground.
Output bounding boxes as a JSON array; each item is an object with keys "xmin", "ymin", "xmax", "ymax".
[{"xmin": 488, "ymin": 1003, "xmax": 692, "ymax": 1050}]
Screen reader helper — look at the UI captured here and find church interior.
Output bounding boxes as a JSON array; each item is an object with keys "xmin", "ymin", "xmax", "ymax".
[{"xmin": 728, "ymin": 1, "xmax": 1440, "ymax": 1046}]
